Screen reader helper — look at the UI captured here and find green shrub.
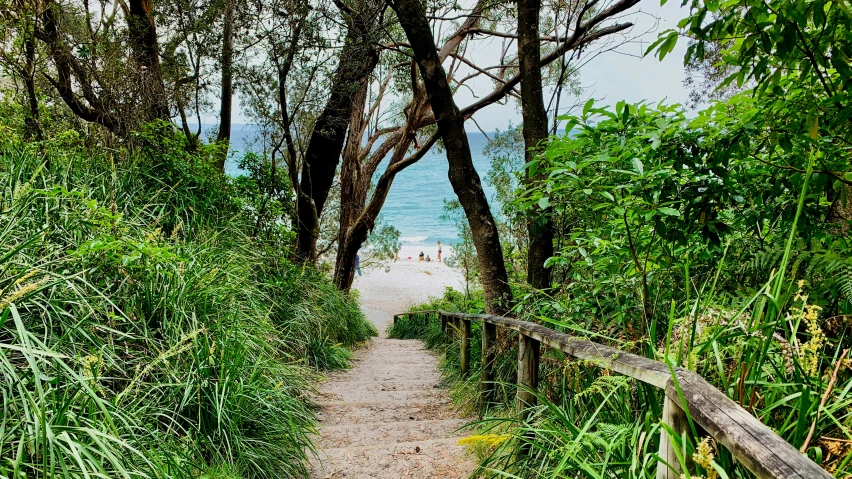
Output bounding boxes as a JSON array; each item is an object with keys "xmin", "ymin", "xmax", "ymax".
[{"xmin": 0, "ymin": 131, "xmax": 373, "ymax": 478}]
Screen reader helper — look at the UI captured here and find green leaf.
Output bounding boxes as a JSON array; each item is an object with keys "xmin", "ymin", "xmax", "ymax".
[
  {"xmin": 657, "ymin": 32, "xmax": 679, "ymax": 61},
  {"xmin": 657, "ymin": 207, "xmax": 680, "ymax": 216},
  {"xmin": 582, "ymin": 98, "xmax": 595, "ymax": 117},
  {"xmin": 808, "ymin": 116, "xmax": 819, "ymax": 140},
  {"xmin": 632, "ymin": 158, "xmax": 644, "ymax": 176},
  {"xmin": 538, "ymin": 197, "xmax": 550, "ymax": 209}
]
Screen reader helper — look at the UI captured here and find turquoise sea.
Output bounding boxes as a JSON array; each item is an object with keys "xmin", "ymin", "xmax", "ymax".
[{"xmin": 220, "ymin": 125, "xmax": 497, "ymax": 247}]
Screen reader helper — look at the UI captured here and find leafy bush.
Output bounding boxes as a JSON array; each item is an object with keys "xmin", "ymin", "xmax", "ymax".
[{"xmin": 0, "ymin": 130, "xmax": 374, "ymax": 478}]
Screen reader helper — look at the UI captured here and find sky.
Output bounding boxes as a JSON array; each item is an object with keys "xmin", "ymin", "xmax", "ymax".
[
  {"xmin": 226, "ymin": 0, "xmax": 691, "ymax": 132},
  {"xmin": 449, "ymin": 0, "xmax": 692, "ymax": 132}
]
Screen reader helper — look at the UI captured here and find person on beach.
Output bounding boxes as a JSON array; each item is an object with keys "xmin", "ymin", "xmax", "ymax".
[
  {"xmin": 426, "ymin": 255, "xmax": 432, "ymax": 262},
  {"xmin": 355, "ymin": 254, "xmax": 362, "ymax": 276},
  {"xmin": 437, "ymin": 241, "xmax": 442, "ymax": 262},
  {"xmin": 419, "ymin": 252, "xmax": 424, "ymax": 261}
]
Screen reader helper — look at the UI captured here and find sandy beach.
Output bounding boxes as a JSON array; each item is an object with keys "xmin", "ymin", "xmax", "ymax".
[{"xmin": 354, "ymin": 244, "xmax": 464, "ymax": 335}]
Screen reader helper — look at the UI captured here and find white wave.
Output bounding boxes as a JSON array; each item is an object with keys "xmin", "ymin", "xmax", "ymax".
[{"xmin": 400, "ymin": 236, "xmax": 429, "ymax": 243}]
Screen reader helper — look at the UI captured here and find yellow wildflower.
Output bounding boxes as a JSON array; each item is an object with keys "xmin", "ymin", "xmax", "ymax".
[
  {"xmin": 800, "ymin": 303, "xmax": 825, "ymax": 376},
  {"xmin": 692, "ymin": 437, "xmax": 718, "ymax": 479},
  {"xmin": 457, "ymin": 434, "xmax": 510, "ymax": 449}
]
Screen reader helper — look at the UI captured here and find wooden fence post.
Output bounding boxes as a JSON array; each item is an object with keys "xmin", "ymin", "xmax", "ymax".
[
  {"xmin": 657, "ymin": 395, "xmax": 688, "ymax": 479},
  {"xmin": 460, "ymin": 318, "xmax": 471, "ymax": 377},
  {"xmin": 440, "ymin": 313, "xmax": 448, "ymax": 338},
  {"xmin": 516, "ymin": 333, "xmax": 540, "ymax": 417},
  {"xmin": 481, "ymin": 321, "xmax": 497, "ymax": 408}
]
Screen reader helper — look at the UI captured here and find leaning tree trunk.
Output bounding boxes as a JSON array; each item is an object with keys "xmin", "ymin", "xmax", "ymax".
[
  {"xmin": 388, "ymin": 0, "xmax": 513, "ymax": 315},
  {"xmin": 215, "ymin": 0, "xmax": 234, "ymax": 173},
  {"xmin": 518, "ymin": 0, "xmax": 554, "ymax": 289},
  {"xmin": 332, "ymin": 130, "xmax": 429, "ymax": 291},
  {"xmin": 333, "ymin": 67, "xmax": 426, "ymax": 291},
  {"xmin": 295, "ymin": 1, "xmax": 380, "ymax": 263},
  {"xmin": 127, "ymin": 0, "xmax": 169, "ymax": 122}
]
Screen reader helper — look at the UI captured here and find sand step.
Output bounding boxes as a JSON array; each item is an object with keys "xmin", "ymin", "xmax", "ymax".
[
  {"xmin": 349, "ymin": 356, "xmax": 439, "ymax": 366},
  {"xmin": 318, "ymin": 418, "xmax": 468, "ymax": 448},
  {"xmin": 322, "ymin": 378, "xmax": 443, "ymax": 393},
  {"xmin": 308, "ymin": 336, "xmax": 473, "ymax": 478},
  {"xmin": 309, "ymin": 438, "xmax": 469, "ymax": 479},
  {"xmin": 316, "ymin": 401, "xmax": 459, "ymax": 425},
  {"xmin": 315, "ymin": 388, "xmax": 448, "ymax": 403},
  {"xmin": 333, "ymin": 370, "xmax": 444, "ymax": 382}
]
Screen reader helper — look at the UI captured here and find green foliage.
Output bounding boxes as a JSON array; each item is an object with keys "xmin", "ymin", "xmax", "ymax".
[
  {"xmin": 362, "ymin": 221, "xmax": 402, "ymax": 268},
  {"xmin": 0, "ymin": 126, "xmax": 373, "ymax": 478},
  {"xmin": 442, "ymin": 200, "xmax": 481, "ymax": 298},
  {"xmin": 406, "ymin": 6, "xmax": 852, "ymax": 473},
  {"xmin": 436, "ymin": 2, "xmax": 852, "ymax": 476}
]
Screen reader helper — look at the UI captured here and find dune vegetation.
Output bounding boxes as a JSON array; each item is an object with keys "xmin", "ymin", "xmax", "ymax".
[{"xmin": 0, "ymin": 125, "xmax": 374, "ymax": 478}]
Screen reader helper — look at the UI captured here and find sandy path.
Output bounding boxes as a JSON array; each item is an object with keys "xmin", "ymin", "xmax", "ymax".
[{"xmin": 308, "ymin": 247, "xmax": 473, "ymax": 478}]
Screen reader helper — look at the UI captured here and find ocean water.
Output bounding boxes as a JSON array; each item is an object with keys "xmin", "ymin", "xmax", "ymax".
[
  {"xmin": 374, "ymin": 133, "xmax": 494, "ymax": 246},
  {"xmin": 216, "ymin": 124, "xmax": 497, "ymax": 247}
]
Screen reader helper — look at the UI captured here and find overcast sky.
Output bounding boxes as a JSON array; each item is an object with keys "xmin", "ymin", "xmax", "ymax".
[
  {"xmin": 453, "ymin": 0, "xmax": 691, "ymax": 132},
  {"xmin": 228, "ymin": 1, "xmax": 691, "ymax": 131}
]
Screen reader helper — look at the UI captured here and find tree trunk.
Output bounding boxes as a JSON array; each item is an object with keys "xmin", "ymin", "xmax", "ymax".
[
  {"xmin": 127, "ymin": 0, "xmax": 169, "ymax": 122},
  {"xmin": 518, "ymin": 0, "xmax": 554, "ymax": 289},
  {"xmin": 388, "ymin": 0, "xmax": 513, "ymax": 315},
  {"xmin": 215, "ymin": 0, "xmax": 234, "ymax": 173},
  {"xmin": 333, "ymin": 81, "xmax": 371, "ymax": 289},
  {"xmin": 332, "ymin": 131, "xmax": 432, "ymax": 291},
  {"xmin": 22, "ymin": 24, "xmax": 42, "ymax": 142},
  {"xmin": 295, "ymin": 1, "xmax": 380, "ymax": 263}
]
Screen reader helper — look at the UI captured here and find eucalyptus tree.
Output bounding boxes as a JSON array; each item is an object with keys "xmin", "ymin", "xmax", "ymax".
[
  {"xmin": 237, "ymin": 0, "xmax": 385, "ymax": 263},
  {"xmin": 158, "ymin": 0, "xmax": 223, "ymax": 151},
  {"xmin": 160, "ymin": 0, "xmax": 253, "ymax": 165},
  {"xmin": 358, "ymin": 0, "xmax": 641, "ymax": 311},
  {"xmin": 518, "ymin": 0, "xmax": 553, "ymax": 289},
  {"xmin": 331, "ymin": 0, "xmax": 494, "ymax": 290},
  {"xmin": 388, "ymin": 0, "xmax": 515, "ymax": 313},
  {"xmin": 330, "ymin": 0, "xmax": 644, "ymax": 293},
  {"xmin": 239, "ymin": 0, "xmax": 327, "ymax": 252},
  {"xmin": 216, "ymin": 0, "xmax": 235, "ymax": 168}
]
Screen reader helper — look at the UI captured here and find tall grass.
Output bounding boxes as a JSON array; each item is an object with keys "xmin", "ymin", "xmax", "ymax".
[{"xmin": 0, "ymin": 132, "xmax": 374, "ymax": 478}]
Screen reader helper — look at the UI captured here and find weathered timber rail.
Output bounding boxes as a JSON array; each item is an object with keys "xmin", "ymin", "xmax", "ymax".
[{"xmin": 392, "ymin": 310, "xmax": 830, "ymax": 479}]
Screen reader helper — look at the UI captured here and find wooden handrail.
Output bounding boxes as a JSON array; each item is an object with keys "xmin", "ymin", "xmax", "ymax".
[{"xmin": 393, "ymin": 310, "xmax": 831, "ymax": 479}]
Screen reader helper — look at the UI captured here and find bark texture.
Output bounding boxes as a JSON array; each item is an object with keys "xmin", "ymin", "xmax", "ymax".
[
  {"xmin": 388, "ymin": 0, "xmax": 513, "ymax": 314},
  {"xmin": 295, "ymin": 0, "xmax": 381, "ymax": 263},
  {"xmin": 22, "ymin": 21, "xmax": 42, "ymax": 141},
  {"xmin": 518, "ymin": 0, "xmax": 553, "ymax": 289}
]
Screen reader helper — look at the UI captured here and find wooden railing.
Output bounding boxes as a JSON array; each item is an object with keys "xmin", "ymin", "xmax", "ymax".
[{"xmin": 392, "ymin": 310, "xmax": 830, "ymax": 479}]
